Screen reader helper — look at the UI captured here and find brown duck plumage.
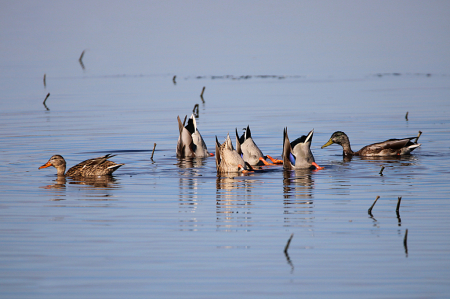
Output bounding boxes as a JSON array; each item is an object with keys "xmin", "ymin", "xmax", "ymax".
[
  {"xmin": 215, "ymin": 134, "xmax": 250, "ymax": 174},
  {"xmin": 321, "ymin": 131, "xmax": 422, "ymax": 157},
  {"xmin": 39, "ymin": 154, "xmax": 124, "ymax": 176}
]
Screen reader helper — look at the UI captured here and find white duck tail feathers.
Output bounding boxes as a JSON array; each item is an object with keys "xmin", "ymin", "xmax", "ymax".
[
  {"xmin": 176, "ymin": 114, "xmax": 209, "ymax": 158},
  {"xmin": 235, "ymin": 125, "xmax": 266, "ymax": 166},
  {"xmin": 283, "ymin": 128, "xmax": 323, "ymax": 170}
]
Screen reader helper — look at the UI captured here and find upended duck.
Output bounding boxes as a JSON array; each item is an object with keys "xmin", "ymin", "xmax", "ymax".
[
  {"xmin": 235, "ymin": 125, "xmax": 283, "ymax": 166},
  {"xmin": 321, "ymin": 131, "xmax": 422, "ymax": 156},
  {"xmin": 283, "ymin": 128, "xmax": 324, "ymax": 170},
  {"xmin": 215, "ymin": 134, "xmax": 252, "ymax": 173},
  {"xmin": 176, "ymin": 114, "xmax": 212, "ymax": 158},
  {"xmin": 39, "ymin": 154, "xmax": 124, "ymax": 176}
]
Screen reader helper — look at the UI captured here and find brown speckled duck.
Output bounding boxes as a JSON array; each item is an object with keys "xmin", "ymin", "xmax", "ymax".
[
  {"xmin": 39, "ymin": 154, "xmax": 124, "ymax": 176},
  {"xmin": 321, "ymin": 131, "xmax": 422, "ymax": 156},
  {"xmin": 215, "ymin": 134, "xmax": 251, "ymax": 174}
]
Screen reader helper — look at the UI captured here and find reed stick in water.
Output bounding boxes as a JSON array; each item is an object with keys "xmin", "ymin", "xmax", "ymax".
[
  {"xmin": 396, "ymin": 196, "xmax": 402, "ymax": 212},
  {"xmin": 79, "ymin": 50, "xmax": 85, "ymax": 70},
  {"xmin": 379, "ymin": 166, "xmax": 385, "ymax": 176},
  {"xmin": 173, "ymin": 75, "xmax": 176, "ymax": 84},
  {"xmin": 193, "ymin": 104, "xmax": 199, "ymax": 118},
  {"xmin": 284, "ymin": 233, "xmax": 294, "ymax": 253},
  {"xmin": 79, "ymin": 50, "xmax": 85, "ymax": 63},
  {"xmin": 415, "ymin": 131, "xmax": 422, "ymax": 143},
  {"xmin": 405, "ymin": 111, "xmax": 409, "ymax": 121},
  {"xmin": 403, "ymin": 229, "xmax": 408, "ymax": 247},
  {"xmin": 368, "ymin": 196, "xmax": 380, "ymax": 214},
  {"xmin": 43, "ymin": 74, "xmax": 46, "ymax": 88},
  {"xmin": 43, "ymin": 93, "xmax": 50, "ymax": 105},
  {"xmin": 200, "ymin": 86, "xmax": 205, "ymax": 103},
  {"xmin": 151, "ymin": 143, "xmax": 157, "ymax": 160}
]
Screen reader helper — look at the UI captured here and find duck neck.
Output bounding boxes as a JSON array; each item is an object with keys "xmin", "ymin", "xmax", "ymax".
[
  {"xmin": 55, "ymin": 165, "xmax": 66, "ymax": 176},
  {"xmin": 341, "ymin": 138, "xmax": 355, "ymax": 156}
]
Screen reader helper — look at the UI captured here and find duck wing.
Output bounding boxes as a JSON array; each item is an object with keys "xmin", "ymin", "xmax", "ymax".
[
  {"xmin": 282, "ymin": 128, "xmax": 293, "ymax": 170},
  {"xmin": 235, "ymin": 128, "xmax": 243, "ymax": 156},
  {"xmin": 358, "ymin": 137, "xmax": 420, "ymax": 156},
  {"xmin": 215, "ymin": 136, "xmax": 222, "ymax": 169},
  {"xmin": 66, "ymin": 154, "xmax": 124, "ymax": 176}
]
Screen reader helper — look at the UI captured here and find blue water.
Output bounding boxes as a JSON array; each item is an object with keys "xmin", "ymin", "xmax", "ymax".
[{"xmin": 1, "ymin": 72, "xmax": 450, "ymax": 299}]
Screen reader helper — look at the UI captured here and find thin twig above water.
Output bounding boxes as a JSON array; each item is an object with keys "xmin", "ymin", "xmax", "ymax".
[
  {"xmin": 43, "ymin": 93, "xmax": 50, "ymax": 110},
  {"xmin": 79, "ymin": 50, "xmax": 86, "ymax": 70},
  {"xmin": 368, "ymin": 195, "xmax": 380, "ymax": 215},
  {"xmin": 284, "ymin": 233, "xmax": 294, "ymax": 254},
  {"xmin": 151, "ymin": 143, "xmax": 157, "ymax": 161},
  {"xmin": 200, "ymin": 86, "xmax": 205, "ymax": 103}
]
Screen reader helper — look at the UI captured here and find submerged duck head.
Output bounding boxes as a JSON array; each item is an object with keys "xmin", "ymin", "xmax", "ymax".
[{"xmin": 283, "ymin": 128, "xmax": 323, "ymax": 170}]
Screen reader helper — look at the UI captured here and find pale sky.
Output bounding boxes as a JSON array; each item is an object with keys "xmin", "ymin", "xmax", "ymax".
[{"xmin": 1, "ymin": 1, "xmax": 450, "ymax": 76}]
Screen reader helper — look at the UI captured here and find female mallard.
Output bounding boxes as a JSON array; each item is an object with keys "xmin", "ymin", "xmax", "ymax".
[
  {"xmin": 215, "ymin": 134, "xmax": 251, "ymax": 173},
  {"xmin": 321, "ymin": 131, "xmax": 422, "ymax": 156},
  {"xmin": 283, "ymin": 128, "xmax": 324, "ymax": 170},
  {"xmin": 235, "ymin": 125, "xmax": 282, "ymax": 166},
  {"xmin": 39, "ymin": 154, "xmax": 124, "ymax": 176},
  {"xmin": 176, "ymin": 114, "xmax": 212, "ymax": 158}
]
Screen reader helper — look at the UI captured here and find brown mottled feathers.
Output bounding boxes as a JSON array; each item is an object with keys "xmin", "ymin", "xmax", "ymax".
[{"xmin": 65, "ymin": 154, "xmax": 124, "ymax": 176}]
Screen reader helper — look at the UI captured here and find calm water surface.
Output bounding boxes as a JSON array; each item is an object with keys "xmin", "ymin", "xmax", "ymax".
[{"xmin": 1, "ymin": 71, "xmax": 449, "ymax": 298}]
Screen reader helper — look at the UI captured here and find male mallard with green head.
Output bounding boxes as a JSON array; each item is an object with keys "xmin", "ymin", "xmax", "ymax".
[{"xmin": 321, "ymin": 131, "xmax": 422, "ymax": 156}]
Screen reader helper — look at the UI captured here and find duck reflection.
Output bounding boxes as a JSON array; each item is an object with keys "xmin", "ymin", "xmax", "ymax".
[
  {"xmin": 178, "ymin": 174, "xmax": 201, "ymax": 231},
  {"xmin": 359, "ymin": 155, "xmax": 418, "ymax": 163},
  {"xmin": 216, "ymin": 175, "xmax": 256, "ymax": 232},
  {"xmin": 283, "ymin": 169, "xmax": 314, "ymax": 199},
  {"xmin": 283, "ymin": 169, "xmax": 315, "ymax": 227},
  {"xmin": 342, "ymin": 154, "xmax": 418, "ymax": 165},
  {"xmin": 42, "ymin": 175, "xmax": 119, "ymax": 189},
  {"xmin": 176, "ymin": 157, "xmax": 212, "ymax": 231},
  {"xmin": 176, "ymin": 157, "xmax": 208, "ymax": 169},
  {"xmin": 177, "ymin": 157, "xmax": 208, "ymax": 211},
  {"xmin": 178, "ymin": 176, "xmax": 200, "ymax": 211},
  {"xmin": 41, "ymin": 176, "xmax": 68, "ymax": 190},
  {"xmin": 41, "ymin": 175, "xmax": 120, "ymax": 201}
]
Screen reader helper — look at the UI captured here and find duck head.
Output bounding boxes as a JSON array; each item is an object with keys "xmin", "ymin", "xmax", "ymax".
[{"xmin": 39, "ymin": 155, "xmax": 67, "ymax": 176}]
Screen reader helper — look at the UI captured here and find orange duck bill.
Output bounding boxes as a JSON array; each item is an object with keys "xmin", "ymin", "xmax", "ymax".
[{"xmin": 38, "ymin": 161, "xmax": 52, "ymax": 169}]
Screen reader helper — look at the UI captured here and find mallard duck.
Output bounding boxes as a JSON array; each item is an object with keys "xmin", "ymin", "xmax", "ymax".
[
  {"xmin": 235, "ymin": 125, "xmax": 282, "ymax": 166},
  {"xmin": 321, "ymin": 131, "xmax": 422, "ymax": 156},
  {"xmin": 283, "ymin": 128, "xmax": 324, "ymax": 170},
  {"xmin": 176, "ymin": 114, "xmax": 212, "ymax": 158},
  {"xmin": 215, "ymin": 134, "xmax": 251, "ymax": 173},
  {"xmin": 39, "ymin": 154, "xmax": 124, "ymax": 176}
]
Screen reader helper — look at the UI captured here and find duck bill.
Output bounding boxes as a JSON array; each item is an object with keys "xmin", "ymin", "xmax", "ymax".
[
  {"xmin": 38, "ymin": 161, "xmax": 52, "ymax": 169},
  {"xmin": 321, "ymin": 139, "xmax": 334, "ymax": 149}
]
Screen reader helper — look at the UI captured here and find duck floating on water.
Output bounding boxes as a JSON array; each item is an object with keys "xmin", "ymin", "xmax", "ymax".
[
  {"xmin": 235, "ymin": 125, "xmax": 283, "ymax": 166},
  {"xmin": 215, "ymin": 134, "xmax": 252, "ymax": 174},
  {"xmin": 176, "ymin": 114, "xmax": 212, "ymax": 158},
  {"xmin": 321, "ymin": 131, "xmax": 422, "ymax": 156},
  {"xmin": 283, "ymin": 128, "xmax": 324, "ymax": 170},
  {"xmin": 39, "ymin": 154, "xmax": 124, "ymax": 176}
]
